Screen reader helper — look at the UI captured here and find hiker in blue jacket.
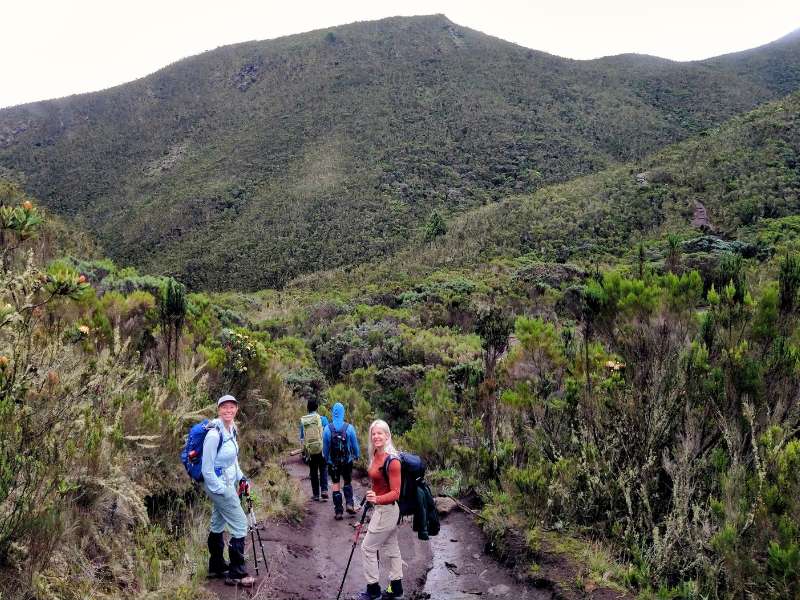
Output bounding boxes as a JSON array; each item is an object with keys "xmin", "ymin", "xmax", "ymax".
[
  {"xmin": 322, "ymin": 402, "xmax": 360, "ymax": 520},
  {"xmin": 299, "ymin": 397, "xmax": 330, "ymax": 501},
  {"xmin": 201, "ymin": 394, "xmax": 254, "ymax": 587}
]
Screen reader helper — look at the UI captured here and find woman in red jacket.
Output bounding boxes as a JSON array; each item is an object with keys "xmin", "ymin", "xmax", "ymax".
[{"xmin": 357, "ymin": 419, "xmax": 404, "ymax": 600}]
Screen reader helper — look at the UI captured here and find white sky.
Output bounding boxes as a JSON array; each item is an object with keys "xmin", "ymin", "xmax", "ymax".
[{"xmin": 2, "ymin": 0, "xmax": 799, "ymax": 109}]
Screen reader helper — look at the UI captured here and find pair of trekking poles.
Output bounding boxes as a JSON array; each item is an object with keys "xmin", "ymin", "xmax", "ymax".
[
  {"xmin": 243, "ymin": 489, "xmax": 369, "ymax": 598},
  {"xmin": 336, "ymin": 497, "xmax": 372, "ymax": 600},
  {"xmin": 243, "ymin": 493, "xmax": 269, "ymax": 577}
]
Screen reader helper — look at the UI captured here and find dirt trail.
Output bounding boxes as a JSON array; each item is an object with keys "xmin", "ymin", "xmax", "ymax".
[
  {"xmin": 424, "ymin": 509, "xmax": 549, "ymax": 599},
  {"xmin": 207, "ymin": 454, "xmax": 550, "ymax": 599}
]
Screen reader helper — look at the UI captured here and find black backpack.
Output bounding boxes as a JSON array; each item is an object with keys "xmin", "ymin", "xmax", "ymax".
[
  {"xmin": 382, "ymin": 452, "xmax": 438, "ymax": 539},
  {"xmin": 381, "ymin": 452, "xmax": 424, "ymax": 514},
  {"xmin": 329, "ymin": 422, "xmax": 349, "ymax": 465}
]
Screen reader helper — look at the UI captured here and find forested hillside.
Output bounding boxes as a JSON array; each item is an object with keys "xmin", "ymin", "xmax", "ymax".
[
  {"xmin": 287, "ymin": 91, "xmax": 800, "ymax": 297},
  {"xmin": 1, "ymin": 15, "xmax": 799, "ymax": 289}
]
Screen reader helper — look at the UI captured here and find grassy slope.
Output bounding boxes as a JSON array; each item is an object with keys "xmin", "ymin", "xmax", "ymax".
[
  {"xmin": 1, "ymin": 16, "xmax": 799, "ymax": 289},
  {"xmin": 286, "ymin": 91, "xmax": 800, "ymax": 295}
]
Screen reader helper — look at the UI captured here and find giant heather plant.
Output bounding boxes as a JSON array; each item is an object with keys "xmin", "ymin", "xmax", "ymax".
[{"xmin": 462, "ymin": 266, "xmax": 800, "ymax": 596}]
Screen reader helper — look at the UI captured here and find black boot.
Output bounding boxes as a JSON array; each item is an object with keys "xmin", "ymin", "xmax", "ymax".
[
  {"xmin": 344, "ymin": 484, "xmax": 356, "ymax": 514},
  {"xmin": 207, "ymin": 531, "xmax": 228, "ymax": 578},
  {"xmin": 333, "ymin": 491, "xmax": 344, "ymax": 519},
  {"xmin": 355, "ymin": 582, "xmax": 381, "ymax": 599},
  {"xmin": 225, "ymin": 537, "xmax": 254, "ymax": 587},
  {"xmin": 382, "ymin": 579, "xmax": 403, "ymax": 599}
]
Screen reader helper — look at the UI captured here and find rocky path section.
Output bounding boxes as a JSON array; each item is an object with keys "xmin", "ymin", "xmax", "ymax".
[{"xmin": 207, "ymin": 454, "xmax": 552, "ymax": 599}]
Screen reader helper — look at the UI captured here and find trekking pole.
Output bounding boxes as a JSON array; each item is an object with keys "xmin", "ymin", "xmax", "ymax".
[
  {"xmin": 335, "ymin": 496, "xmax": 370, "ymax": 600},
  {"xmin": 245, "ymin": 494, "xmax": 269, "ymax": 577}
]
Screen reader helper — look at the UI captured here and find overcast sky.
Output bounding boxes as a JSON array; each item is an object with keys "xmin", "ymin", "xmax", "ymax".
[{"xmin": 2, "ymin": 0, "xmax": 799, "ymax": 109}]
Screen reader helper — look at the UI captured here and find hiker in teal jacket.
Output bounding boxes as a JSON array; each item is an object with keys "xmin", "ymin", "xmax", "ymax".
[
  {"xmin": 322, "ymin": 402, "xmax": 360, "ymax": 519},
  {"xmin": 201, "ymin": 394, "xmax": 254, "ymax": 587}
]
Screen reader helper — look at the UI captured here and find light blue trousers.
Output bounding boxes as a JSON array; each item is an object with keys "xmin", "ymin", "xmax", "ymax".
[{"xmin": 204, "ymin": 483, "xmax": 248, "ymax": 539}]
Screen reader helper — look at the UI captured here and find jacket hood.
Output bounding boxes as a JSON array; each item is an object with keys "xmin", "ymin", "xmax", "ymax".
[{"xmin": 332, "ymin": 402, "xmax": 345, "ymax": 429}]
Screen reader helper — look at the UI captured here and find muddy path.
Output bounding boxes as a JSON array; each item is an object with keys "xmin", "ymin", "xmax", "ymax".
[
  {"xmin": 207, "ymin": 454, "xmax": 550, "ymax": 599},
  {"xmin": 425, "ymin": 508, "xmax": 549, "ymax": 600}
]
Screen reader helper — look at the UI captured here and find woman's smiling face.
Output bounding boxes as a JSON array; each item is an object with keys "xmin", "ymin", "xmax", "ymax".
[
  {"xmin": 371, "ymin": 425, "xmax": 387, "ymax": 451},
  {"xmin": 218, "ymin": 400, "xmax": 238, "ymax": 424}
]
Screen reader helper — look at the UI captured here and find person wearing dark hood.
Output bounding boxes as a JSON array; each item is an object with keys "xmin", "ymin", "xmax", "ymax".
[
  {"xmin": 322, "ymin": 402, "xmax": 360, "ymax": 520},
  {"xmin": 201, "ymin": 394, "xmax": 255, "ymax": 587}
]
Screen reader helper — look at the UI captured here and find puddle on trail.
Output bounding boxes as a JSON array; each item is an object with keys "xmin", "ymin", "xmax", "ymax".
[{"xmin": 423, "ymin": 509, "xmax": 550, "ymax": 600}]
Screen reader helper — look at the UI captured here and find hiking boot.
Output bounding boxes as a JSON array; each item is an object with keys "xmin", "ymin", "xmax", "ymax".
[
  {"xmin": 206, "ymin": 531, "xmax": 229, "ymax": 578},
  {"xmin": 344, "ymin": 483, "xmax": 357, "ymax": 514},
  {"xmin": 381, "ymin": 579, "xmax": 404, "ymax": 599},
  {"xmin": 225, "ymin": 575, "xmax": 255, "ymax": 587},
  {"xmin": 225, "ymin": 537, "xmax": 255, "ymax": 587},
  {"xmin": 333, "ymin": 490, "xmax": 344, "ymax": 515},
  {"xmin": 354, "ymin": 583, "xmax": 381, "ymax": 599}
]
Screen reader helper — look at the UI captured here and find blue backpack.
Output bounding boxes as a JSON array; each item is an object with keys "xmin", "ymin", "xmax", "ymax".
[{"xmin": 181, "ymin": 419, "xmax": 234, "ymax": 482}]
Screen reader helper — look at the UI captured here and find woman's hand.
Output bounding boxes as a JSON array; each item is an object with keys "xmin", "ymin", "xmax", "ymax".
[{"xmin": 366, "ymin": 490, "xmax": 377, "ymax": 504}]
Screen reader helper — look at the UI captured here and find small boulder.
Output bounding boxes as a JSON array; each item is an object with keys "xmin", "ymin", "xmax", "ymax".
[
  {"xmin": 488, "ymin": 583, "xmax": 511, "ymax": 596},
  {"xmin": 435, "ymin": 496, "xmax": 458, "ymax": 516}
]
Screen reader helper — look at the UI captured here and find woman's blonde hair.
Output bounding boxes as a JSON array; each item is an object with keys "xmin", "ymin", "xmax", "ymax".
[{"xmin": 367, "ymin": 419, "xmax": 398, "ymax": 458}]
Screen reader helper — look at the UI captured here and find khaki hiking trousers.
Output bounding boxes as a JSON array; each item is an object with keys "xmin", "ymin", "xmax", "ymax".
[{"xmin": 361, "ymin": 502, "xmax": 403, "ymax": 584}]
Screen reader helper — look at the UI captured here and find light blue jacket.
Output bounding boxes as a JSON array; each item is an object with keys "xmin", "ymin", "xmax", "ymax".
[
  {"xmin": 201, "ymin": 419, "xmax": 245, "ymax": 495},
  {"xmin": 322, "ymin": 402, "xmax": 360, "ymax": 465}
]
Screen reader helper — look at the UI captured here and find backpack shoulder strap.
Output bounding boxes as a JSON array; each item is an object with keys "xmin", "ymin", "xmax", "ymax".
[
  {"xmin": 229, "ymin": 424, "xmax": 238, "ymax": 453},
  {"xmin": 381, "ymin": 454, "xmax": 398, "ymax": 484},
  {"xmin": 211, "ymin": 422, "xmax": 225, "ymax": 453}
]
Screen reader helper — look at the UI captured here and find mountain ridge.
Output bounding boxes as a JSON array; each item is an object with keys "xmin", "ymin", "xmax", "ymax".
[
  {"xmin": 6, "ymin": 15, "xmax": 800, "ymax": 112},
  {"xmin": 2, "ymin": 14, "xmax": 800, "ymax": 289},
  {"xmin": 281, "ymin": 90, "xmax": 800, "ymax": 295}
]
